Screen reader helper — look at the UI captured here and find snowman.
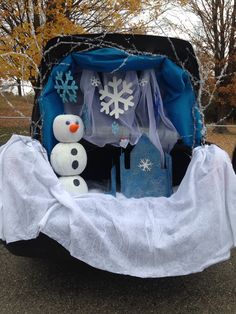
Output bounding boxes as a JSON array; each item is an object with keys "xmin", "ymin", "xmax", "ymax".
[{"xmin": 50, "ymin": 114, "xmax": 88, "ymax": 195}]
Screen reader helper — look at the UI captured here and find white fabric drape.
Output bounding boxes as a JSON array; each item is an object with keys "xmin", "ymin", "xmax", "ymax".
[{"xmin": 0, "ymin": 135, "xmax": 236, "ymax": 278}]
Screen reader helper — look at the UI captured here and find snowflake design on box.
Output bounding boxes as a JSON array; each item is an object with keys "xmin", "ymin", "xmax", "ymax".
[
  {"xmin": 90, "ymin": 76, "xmax": 101, "ymax": 87},
  {"xmin": 111, "ymin": 121, "xmax": 120, "ymax": 135},
  {"xmin": 138, "ymin": 78, "xmax": 148, "ymax": 87},
  {"xmin": 55, "ymin": 71, "xmax": 78, "ymax": 103},
  {"xmin": 99, "ymin": 76, "xmax": 134, "ymax": 119},
  {"xmin": 138, "ymin": 158, "xmax": 153, "ymax": 172}
]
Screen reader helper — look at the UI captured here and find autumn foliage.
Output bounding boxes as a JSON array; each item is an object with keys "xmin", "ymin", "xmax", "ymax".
[
  {"xmin": 0, "ymin": 0, "xmax": 235, "ymax": 123},
  {"xmin": 186, "ymin": 0, "xmax": 235, "ymax": 122},
  {"xmin": 0, "ymin": 0, "xmax": 150, "ymax": 88}
]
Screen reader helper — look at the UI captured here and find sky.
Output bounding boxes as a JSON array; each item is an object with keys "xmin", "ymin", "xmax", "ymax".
[
  {"xmin": 147, "ymin": 6, "xmax": 200, "ymax": 40},
  {"xmin": 2, "ymin": 5, "xmax": 201, "ymax": 95}
]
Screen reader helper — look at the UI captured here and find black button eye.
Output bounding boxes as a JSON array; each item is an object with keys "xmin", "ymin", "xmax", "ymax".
[
  {"xmin": 75, "ymin": 120, "xmax": 79, "ymax": 125},
  {"xmin": 66, "ymin": 121, "xmax": 70, "ymax": 125}
]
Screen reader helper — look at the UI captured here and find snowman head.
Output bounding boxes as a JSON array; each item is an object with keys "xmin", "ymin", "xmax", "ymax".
[{"xmin": 53, "ymin": 114, "xmax": 84, "ymax": 143}]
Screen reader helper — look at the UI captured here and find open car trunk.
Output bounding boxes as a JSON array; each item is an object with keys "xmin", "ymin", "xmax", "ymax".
[
  {"xmin": 1, "ymin": 34, "xmax": 235, "ymax": 278},
  {"xmin": 4, "ymin": 34, "xmax": 201, "ymax": 256}
]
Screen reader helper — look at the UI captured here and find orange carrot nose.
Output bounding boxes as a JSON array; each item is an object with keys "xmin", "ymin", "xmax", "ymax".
[{"xmin": 69, "ymin": 123, "xmax": 79, "ymax": 133}]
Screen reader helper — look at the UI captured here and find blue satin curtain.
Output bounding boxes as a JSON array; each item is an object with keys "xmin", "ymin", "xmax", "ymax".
[{"xmin": 39, "ymin": 47, "xmax": 202, "ymax": 154}]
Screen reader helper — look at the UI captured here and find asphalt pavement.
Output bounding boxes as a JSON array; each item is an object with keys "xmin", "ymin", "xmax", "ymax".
[{"xmin": 0, "ymin": 242, "xmax": 236, "ymax": 314}]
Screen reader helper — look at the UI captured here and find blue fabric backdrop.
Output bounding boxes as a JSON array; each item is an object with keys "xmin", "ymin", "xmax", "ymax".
[{"xmin": 39, "ymin": 48, "xmax": 202, "ymax": 154}]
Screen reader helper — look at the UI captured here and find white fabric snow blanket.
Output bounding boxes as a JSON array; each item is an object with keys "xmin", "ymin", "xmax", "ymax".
[{"xmin": 0, "ymin": 135, "xmax": 236, "ymax": 278}]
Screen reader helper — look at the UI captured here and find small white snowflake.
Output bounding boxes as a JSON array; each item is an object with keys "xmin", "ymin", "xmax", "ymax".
[
  {"xmin": 99, "ymin": 76, "xmax": 134, "ymax": 119},
  {"xmin": 138, "ymin": 78, "xmax": 148, "ymax": 87},
  {"xmin": 138, "ymin": 158, "xmax": 153, "ymax": 172},
  {"xmin": 90, "ymin": 76, "xmax": 100, "ymax": 87},
  {"xmin": 54, "ymin": 71, "xmax": 78, "ymax": 103}
]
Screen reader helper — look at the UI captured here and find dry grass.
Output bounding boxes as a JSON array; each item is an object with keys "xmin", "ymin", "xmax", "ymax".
[
  {"xmin": 206, "ymin": 127, "xmax": 236, "ymax": 158},
  {"xmin": 0, "ymin": 93, "xmax": 33, "ymax": 143},
  {"xmin": 0, "ymin": 93, "xmax": 236, "ymax": 158},
  {"xmin": 0, "ymin": 92, "xmax": 33, "ymax": 118}
]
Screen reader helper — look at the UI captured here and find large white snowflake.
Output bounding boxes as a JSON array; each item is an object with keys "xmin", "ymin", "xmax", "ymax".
[
  {"xmin": 54, "ymin": 71, "xmax": 78, "ymax": 103},
  {"xmin": 99, "ymin": 76, "xmax": 134, "ymax": 119},
  {"xmin": 138, "ymin": 158, "xmax": 153, "ymax": 172}
]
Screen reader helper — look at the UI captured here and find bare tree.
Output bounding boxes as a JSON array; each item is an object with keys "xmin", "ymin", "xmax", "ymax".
[{"xmin": 183, "ymin": 0, "xmax": 235, "ymax": 122}]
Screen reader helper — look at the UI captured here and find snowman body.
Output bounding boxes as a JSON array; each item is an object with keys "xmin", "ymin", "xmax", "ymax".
[
  {"xmin": 51, "ymin": 143, "xmax": 87, "ymax": 176},
  {"xmin": 50, "ymin": 114, "xmax": 88, "ymax": 195},
  {"xmin": 59, "ymin": 176, "xmax": 88, "ymax": 195}
]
